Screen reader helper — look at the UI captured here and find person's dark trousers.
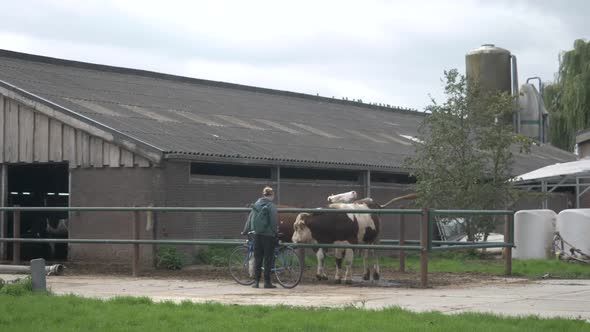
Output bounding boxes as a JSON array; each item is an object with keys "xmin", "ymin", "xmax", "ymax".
[{"xmin": 254, "ymin": 234, "xmax": 276, "ymax": 286}]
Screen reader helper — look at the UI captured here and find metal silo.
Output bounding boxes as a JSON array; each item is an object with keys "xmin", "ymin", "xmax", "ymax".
[{"xmin": 466, "ymin": 44, "xmax": 512, "ymax": 94}]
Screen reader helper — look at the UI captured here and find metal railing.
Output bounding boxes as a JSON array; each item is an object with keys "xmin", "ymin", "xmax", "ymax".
[{"xmin": 0, "ymin": 206, "xmax": 514, "ymax": 288}]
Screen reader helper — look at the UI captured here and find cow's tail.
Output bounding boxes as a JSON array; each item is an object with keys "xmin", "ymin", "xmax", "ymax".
[{"xmin": 380, "ymin": 193, "xmax": 418, "ymax": 208}]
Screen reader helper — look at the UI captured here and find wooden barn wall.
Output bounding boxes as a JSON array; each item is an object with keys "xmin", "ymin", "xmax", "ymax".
[{"xmin": 0, "ymin": 94, "xmax": 151, "ymax": 168}]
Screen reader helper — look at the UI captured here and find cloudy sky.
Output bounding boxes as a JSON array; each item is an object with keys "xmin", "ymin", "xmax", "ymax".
[{"xmin": 0, "ymin": 0, "xmax": 587, "ymax": 110}]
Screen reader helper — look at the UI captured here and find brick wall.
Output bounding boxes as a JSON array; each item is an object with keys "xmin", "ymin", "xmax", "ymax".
[{"xmin": 69, "ymin": 166, "xmax": 162, "ymax": 266}]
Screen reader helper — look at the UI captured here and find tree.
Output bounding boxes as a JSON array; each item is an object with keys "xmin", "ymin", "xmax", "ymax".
[
  {"xmin": 544, "ymin": 39, "xmax": 590, "ymax": 151},
  {"xmin": 405, "ymin": 69, "xmax": 531, "ymax": 241}
]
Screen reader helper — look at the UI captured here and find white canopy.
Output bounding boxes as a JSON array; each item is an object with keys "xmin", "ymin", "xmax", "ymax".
[
  {"xmin": 514, "ymin": 158, "xmax": 590, "ymax": 182},
  {"xmin": 513, "ymin": 157, "xmax": 590, "ymax": 208}
]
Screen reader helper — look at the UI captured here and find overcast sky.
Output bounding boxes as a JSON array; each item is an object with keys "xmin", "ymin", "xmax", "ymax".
[{"xmin": 0, "ymin": 0, "xmax": 588, "ymax": 110}]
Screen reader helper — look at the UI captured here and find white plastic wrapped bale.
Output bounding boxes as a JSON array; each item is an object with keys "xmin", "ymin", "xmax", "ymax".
[
  {"xmin": 513, "ymin": 209, "xmax": 556, "ymax": 259},
  {"xmin": 556, "ymin": 209, "xmax": 590, "ymax": 255}
]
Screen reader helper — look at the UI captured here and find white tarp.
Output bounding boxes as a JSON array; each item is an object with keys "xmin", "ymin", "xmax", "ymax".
[{"xmin": 514, "ymin": 157, "xmax": 590, "ymax": 182}]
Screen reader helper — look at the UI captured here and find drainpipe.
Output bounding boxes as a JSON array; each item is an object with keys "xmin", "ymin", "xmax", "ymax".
[
  {"xmin": 527, "ymin": 77, "xmax": 544, "ymax": 143},
  {"xmin": 511, "ymin": 55, "xmax": 520, "ymax": 133}
]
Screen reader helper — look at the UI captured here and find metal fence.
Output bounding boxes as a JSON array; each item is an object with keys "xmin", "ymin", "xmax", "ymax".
[{"xmin": 0, "ymin": 206, "xmax": 514, "ymax": 288}]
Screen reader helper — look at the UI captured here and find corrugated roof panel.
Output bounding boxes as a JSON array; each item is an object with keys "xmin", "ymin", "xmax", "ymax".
[
  {"xmin": 167, "ymin": 110, "xmax": 224, "ymax": 127},
  {"xmin": 253, "ymin": 119, "xmax": 301, "ymax": 134},
  {"xmin": 213, "ymin": 115, "xmax": 265, "ymax": 130},
  {"xmin": 120, "ymin": 104, "xmax": 178, "ymax": 122},
  {"xmin": 0, "ymin": 50, "xmax": 576, "ymax": 173},
  {"xmin": 290, "ymin": 123, "xmax": 339, "ymax": 138}
]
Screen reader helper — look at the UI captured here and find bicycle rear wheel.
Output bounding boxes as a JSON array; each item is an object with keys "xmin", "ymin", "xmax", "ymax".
[
  {"xmin": 274, "ymin": 246, "xmax": 303, "ymax": 289},
  {"xmin": 228, "ymin": 245, "xmax": 255, "ymax": 285}
]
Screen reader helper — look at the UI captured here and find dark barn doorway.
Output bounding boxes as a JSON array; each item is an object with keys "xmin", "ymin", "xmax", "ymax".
[{"xmin": 6, "ymin": 163, "xmax": 69, "ymax": 261}]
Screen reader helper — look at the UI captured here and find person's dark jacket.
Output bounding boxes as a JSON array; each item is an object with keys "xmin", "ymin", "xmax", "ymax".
[{"xmin": 242, "ymin": 197, "xmax": 278, "ymax": 237}]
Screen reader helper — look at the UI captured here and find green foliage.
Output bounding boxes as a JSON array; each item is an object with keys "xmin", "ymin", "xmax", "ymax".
[
  {"xmin": 544, "ymin": 39, "xmax": 590, "ymax": 151},
  {"xmin": 1, "ymin": 293, "xmax": 588, "ymax": 331},
  {"xmin": 405, "ymin": 69, "xmax": 531, "ymax": 240},
  {"xmin": 0, "ymin": 277, "xmax": 33, "ymax": 296},
  {"xmin": 156, "ymin": 246, "xmax": 186, "ymax": 270},
  {"xmin": 197, "ymin": 246, "xmax": 234, "ymax": 267}
]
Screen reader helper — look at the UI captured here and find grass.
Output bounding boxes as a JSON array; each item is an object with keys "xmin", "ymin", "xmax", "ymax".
[
  {"xmin": 300, "ymin": 251, "xmax": 590, "ymax": 279},
  {"xmin": 196, "ymin": 243, "xmax": 590, "ymax": 279},
  {"xmin": 0, "ymin": 293, "xmax": 588, "ymax": 332},
  {"xmin": 0, "ymin": 276, "xmax": 34, "ymax": 296}
]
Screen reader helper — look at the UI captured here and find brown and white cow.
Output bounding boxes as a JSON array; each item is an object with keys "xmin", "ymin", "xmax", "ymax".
[
  {"xmin": 278, "ymin": 205, "xmax": 328, "ymax": 280},
  {"xmin": 292, "ymin": 199, "xmax": 381, "ymax": 284}
]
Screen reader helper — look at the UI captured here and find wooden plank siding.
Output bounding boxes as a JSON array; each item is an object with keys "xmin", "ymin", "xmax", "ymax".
[
  {"xmin": 90, "ymin": 136, "xmax": 103, "ymax": 167},
  {"xmin": 121, "ymin": 149, "xmax": 134, "ymax": 167},
  {"xmin": 0, "ymin": 94, "xmax": 152, "ymax": 168},
  {"xmin": 49, "ymin": 119, "xmax": 63, "ymax": 161},
  {"xmin": 108, "ymin": 143, "xmax": 121, "ymax": 167},
  {"xmin": 34, "ymin": 113, "xmax": 49, "ymax": 162},
  {"xmin": 63, "ymin": 125, "xmax": 76, "ymax": 167},
  {"xmin": 18, "ymin": 105, "xmax": 35, "ymax": 163},
  {"xmin": 6, "ymin": 100, "xmax": 19, "ymax": 162},
  {"xmin": 0, "ymin": 95, "xmax": 4, "ymax": 163}
]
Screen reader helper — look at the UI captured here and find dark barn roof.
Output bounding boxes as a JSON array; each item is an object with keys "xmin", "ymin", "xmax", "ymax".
[{"xmin": 0, "ymin": 49, "xmax": 576, "ymax": 174}]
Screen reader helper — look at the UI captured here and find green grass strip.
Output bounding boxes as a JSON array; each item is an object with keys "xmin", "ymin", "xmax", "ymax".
[{"xmin": 0, "ymin": 294, "xmax": 588, "ymax": 332}]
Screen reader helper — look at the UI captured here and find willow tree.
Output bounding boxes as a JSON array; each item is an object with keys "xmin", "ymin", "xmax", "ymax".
[
  {"xmin": 544, "ymin": 39, "xmax": 590, "ymax": 151},
  {"xmin": 406, "ymin": 69, "xmax": 531, "ymax": 241}
]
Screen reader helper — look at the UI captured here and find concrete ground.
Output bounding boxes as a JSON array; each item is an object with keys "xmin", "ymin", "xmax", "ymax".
[{"xmin": 2, "ymin": 274, "xmax": 590, "ymax": 320}]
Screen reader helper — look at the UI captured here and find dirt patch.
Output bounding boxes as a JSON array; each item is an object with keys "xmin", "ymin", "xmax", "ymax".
[{"xmin": 62, "ymin": 263, "xmax": 524, "ymax": 289}]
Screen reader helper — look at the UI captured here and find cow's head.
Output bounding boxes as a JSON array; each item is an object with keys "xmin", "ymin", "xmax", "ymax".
[
  {"xmin": 292, "ymin": 213, "xmax": 313, "ymax": 243},
  {"xmin": 327, "ymin": 191, "xmax": 358, "ymax": 204}
]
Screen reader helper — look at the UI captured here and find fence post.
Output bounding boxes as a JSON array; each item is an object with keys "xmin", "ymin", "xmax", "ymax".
[
  {"xmin": 504, "ymin": 212, "xmax": 513, "ymax": 276},
  {"xmin": 420, "ymin": 208, "xmax": 429, "ymax": 288},
  {"xmin": 12, "ymin": 210, "xmax": 20, "ymax": 265},
  {"xmin": 146, "ymin": 206, "xmax": 156, "ymax": 268},
  {"xmin": 399, "ymin": 213, "xmax": 405, "ymax": 272},
  {"xmin": 132, "ymin": 210, "xmax": 140, "ymax": 277},
  {"xmin": 30, "ymin": 258, "xmax": 47, "ymax": 292}
]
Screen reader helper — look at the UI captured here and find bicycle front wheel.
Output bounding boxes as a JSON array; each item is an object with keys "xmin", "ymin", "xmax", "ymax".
[
  {"xmin": 274, "ymin": 246, "xmax": 303, "ymax": 289},
  {"xmin": 228, "ymin": 245, "xmax": 256, "ymax": 285}
]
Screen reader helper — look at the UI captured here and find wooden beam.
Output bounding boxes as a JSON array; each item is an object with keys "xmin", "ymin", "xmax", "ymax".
[
  {"xmin": 108, "ymin": 143, "xmax": 121, "ymax": 167},
  {"xmin": 63, "ymin": 125, "xmax": 76, "ymax": 168},
  {"xmin": 49, "ymin": 119, "xmax": 63, "ymax": 161},
  {"xmin": 18, "ymin": 105, "xmax": 34, "ymax": 163},
  {"xmin": 102, "ymin": 141, "xmax": 111, "ymax": 166},
  {"xmin": 81, "ymin": 132, "xmax": 90, "ymax": 167},
  {"xmin": 0, "ymin": 95, "xmax": 4, "ymax": 163},
  {"xmin": 135, "ymin": 154, "xmax": 150, "ymax": 167},
  {"xmin": 75, "ymin": 129, "xmax": 83, "ymax": 167},
  {"xmin": 90, "ymin": 136, "xmax": 103, "ymax": 167},
  {"xmin": 121, "ymin": 149, "xmax": 134, "ymax": 167},
  {"xmin": 6, "ymin": 99, "xmax": 17, "ymax": 162},
  {"xmin": 33, "ymin": 113, "xmax": 49, "ymax": 162}
]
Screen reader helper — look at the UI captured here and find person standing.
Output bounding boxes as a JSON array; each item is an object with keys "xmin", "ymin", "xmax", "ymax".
[{"xmin": 242, "ymin": 186, "xmax": 279, "ymax": 289}]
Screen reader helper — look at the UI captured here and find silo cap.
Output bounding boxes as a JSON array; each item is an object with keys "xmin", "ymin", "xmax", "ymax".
[{"xmin": 467, "ymin": 44, "xmax": 510, "ymax": 56}]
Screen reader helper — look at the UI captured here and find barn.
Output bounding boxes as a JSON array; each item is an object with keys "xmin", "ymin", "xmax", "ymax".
[{"xmin": 0, "ymin": 50, "xmax": 576, "ymax": 265}]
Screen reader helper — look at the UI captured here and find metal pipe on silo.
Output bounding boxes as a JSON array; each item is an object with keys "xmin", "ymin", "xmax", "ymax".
[
  {"xmin": 511, "ymin": 55, "xmax": 520, "ymax": 133},
  {"xmin": 526, "ymin": 77, "xmax": 544, "ymax": 142}
]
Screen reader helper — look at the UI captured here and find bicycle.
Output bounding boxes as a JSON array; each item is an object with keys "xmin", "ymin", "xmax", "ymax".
[{"xmin": 228, "ymin": 232, "xmax": 303, "ymax": 288}]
